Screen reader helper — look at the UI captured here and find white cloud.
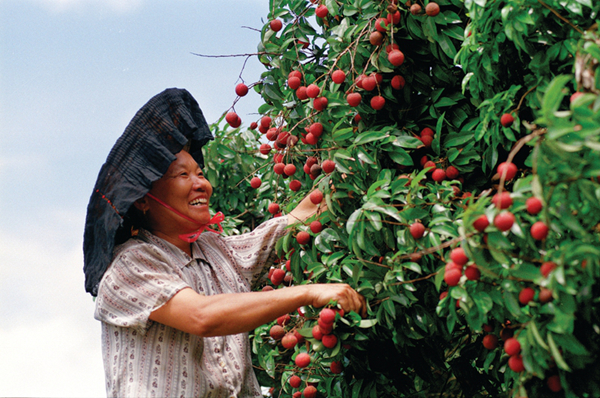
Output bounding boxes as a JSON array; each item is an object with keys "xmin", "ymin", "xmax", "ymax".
[
  {"xmin": 0, "ymin": 316, "xmax": 105, "ymax": 397},
  {"xmin": 0, "ymin": 211, "xmax": 105, "ymax": 397}
]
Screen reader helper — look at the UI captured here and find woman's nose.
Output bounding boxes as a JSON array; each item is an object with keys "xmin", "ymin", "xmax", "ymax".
[{"xmin": 192, "ymin": 175, "xmax": 209, "ymax": 191}]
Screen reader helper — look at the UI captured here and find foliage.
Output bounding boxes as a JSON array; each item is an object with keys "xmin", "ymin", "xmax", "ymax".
[{"xmin": 205, "ymin": 0, "xmax": 600, "ymax": 396}]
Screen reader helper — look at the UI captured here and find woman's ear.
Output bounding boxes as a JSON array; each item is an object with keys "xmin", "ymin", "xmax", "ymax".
[{"xmin": 133, "ymin": 197, "xmax": 149, "ymax": 212}]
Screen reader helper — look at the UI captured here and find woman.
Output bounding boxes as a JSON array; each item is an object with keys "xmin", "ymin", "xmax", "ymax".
[{"xmin": 84, "ymin": 88, "xmax": 365, "ymax": 397}]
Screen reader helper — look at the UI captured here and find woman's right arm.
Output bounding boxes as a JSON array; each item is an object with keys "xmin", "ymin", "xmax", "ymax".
[{"xmin": 148, "ymin": 283, "xmax": 365, "ymax": 337}]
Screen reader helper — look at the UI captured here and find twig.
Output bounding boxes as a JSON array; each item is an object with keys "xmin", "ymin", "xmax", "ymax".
[
  {"xmin": 537, "ymin": 0, "xmax": 584, "ymax": 34},
  {"xmin": 191, "ymin": 51, "xmax": 280, "ymax": 58}
]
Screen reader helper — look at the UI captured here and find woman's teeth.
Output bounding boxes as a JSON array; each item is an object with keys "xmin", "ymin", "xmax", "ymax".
[{"xmin": 189, "ymin": 198, "xmax": 207, "ymax": 206}]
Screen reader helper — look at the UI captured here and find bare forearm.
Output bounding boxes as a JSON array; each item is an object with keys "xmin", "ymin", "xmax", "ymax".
[
  {"xmin": 198, "ymin": 286, "xmax": 311, "ymax": 337},
  {"xmin": 150, "ymin": 283, "xmax": 365, "ymax": 337}
]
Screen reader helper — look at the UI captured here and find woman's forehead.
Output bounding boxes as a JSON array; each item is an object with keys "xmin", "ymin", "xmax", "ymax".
[{"xmin": 170, "ymin": 151, "xmax": 200, "ymax": 169}]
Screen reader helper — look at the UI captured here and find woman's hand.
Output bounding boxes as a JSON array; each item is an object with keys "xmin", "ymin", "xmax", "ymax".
[
  {"xmin": 304, "ymin": 283, "xmax": 367, "ymax": 317},
  {"xmin": 287, "ymin": 190, "xmax": 327, "ymax": 226}
]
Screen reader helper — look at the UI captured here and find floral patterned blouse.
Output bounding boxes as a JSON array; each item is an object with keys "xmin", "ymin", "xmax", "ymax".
[{"xmin": 94, "ymin": 216, "xmax": 288, "ymax": 397}]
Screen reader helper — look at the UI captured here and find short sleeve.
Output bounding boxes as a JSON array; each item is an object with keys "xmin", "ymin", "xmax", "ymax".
[
  {"xmin": 94, "ymin": 241, "xmax": 189, "ymax": 332},
  {"xmin": 221, "ymin": 216, "xmax": 289, "ymax": 288}
]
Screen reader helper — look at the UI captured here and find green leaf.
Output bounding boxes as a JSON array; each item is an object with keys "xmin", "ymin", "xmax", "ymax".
[{"xmin": 548, "ymin": 333, "xmax": 572, "ymax": 371}]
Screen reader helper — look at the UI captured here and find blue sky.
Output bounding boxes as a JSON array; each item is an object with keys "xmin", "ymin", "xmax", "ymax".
[{"xmin": 0, "ymin": 0, "xmax": 268, "ymax": 395}]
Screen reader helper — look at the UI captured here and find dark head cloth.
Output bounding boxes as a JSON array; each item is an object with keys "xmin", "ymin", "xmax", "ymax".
[{"xmin": 83, "ymin": 88, "xmax": 213, "ymax": 296}]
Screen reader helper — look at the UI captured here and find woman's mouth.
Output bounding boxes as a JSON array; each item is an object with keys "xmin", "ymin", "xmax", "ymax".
[{"xmin": 189, "ymin": 197, "xmax": 208, "ymax": 206}]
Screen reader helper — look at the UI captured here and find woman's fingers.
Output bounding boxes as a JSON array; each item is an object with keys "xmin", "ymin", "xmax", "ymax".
[{"xmin": 309, "ymin": 284, "xmax": 366, "ymax": 317}]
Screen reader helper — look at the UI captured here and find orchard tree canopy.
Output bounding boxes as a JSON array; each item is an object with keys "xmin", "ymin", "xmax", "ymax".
[{"xmin": 203, "ymin": 0, "xmax": 600, "ymax": 396}]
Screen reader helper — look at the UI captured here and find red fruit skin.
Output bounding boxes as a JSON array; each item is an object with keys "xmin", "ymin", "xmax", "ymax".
[
  {"xmin": 391, "ymin": 75, "xmax": 405, "ymax": 90},
  {"xmin": 539, "ymin": 287, "xmax": 553, "ymax": 303},
  {"xmin": 296, "ymin": 231, "xmax": 311, "ymax": 245},
  {"xmin": 375, "ymin": 17, "xmax": 388, "ymax": 32},
  {"xmin": 500, "ymin": 113, "xmax": 514, "ymax": 127},
  {"xmin": 508, "ymin": 355, "xmax": 525, "ymax": 372},
  {"xmin": 497, "ymin": 161, "xmax": 517, "ymax": 180},
  {"xmin": 284, "ymin": 164, "xmax": 297, "ymax": 176},
  {"xmin": 268, "ymin": 203, "xmax": 280, "ymax": 214},
  {"xmin": 388, "ymin": 10, "xmax": 401, "ymax": 24},
  {"xmin": 260, "ymin": 116, "xmax": 272, "ymax": 128},
  {"xmin": 306, "ymin": 84, "xmax": 320, "ymax": 98},
  {"xmin": 420, "ymin": 135, "xmax": 433, "ymax": 148},
  {"xmin": 540, "ymin": 261, "xmax": 557, "ymax": 278},
  {"xmin": 295, "ymin": 353, "xmax": 311, "ymax": 368},
  {"xmin": 445, "ymin": 261, "xmax": 462, "ymax": 272},
  {"xmin": 347, "ymin": 92, "xmax": 362, "ymax": 107},
  {"xmin": 282, "ymin": 333, "xmax": 299, "ymax": 349},
  {"xmin": 410, "ymin": 3, "xmax": 422, "ymax": 14},
  {"xmin": 310, "ymin": 189, "xmax": 324, "ymax": 204},
  {"xmin": 446, "ymin": 166, "xmax": 459, "ymax": 179},
  {"xmin": 361, "ymin": 76, "xmax": 377, "ymax": 91},
  {"xmin": 332, "ymin": 69, "xmax": 346, "ymax": 84},
  {"xmin": 296, "ymin": 86, "xmax": 308, "ymax": 100},
  {"xmin": 288, "ymin": 76, "xmax": 302, "ymax": 90},
  {"xmin": 249, "ymin": 122, "xmax": 258, "ymax": 130},
  {"xmin": 270, "ymin": 324, "xmax": 285, "ymax": 340},
  {"xmin": 473, "ymin": 215, "xmax": 489, "ymax": 232},
  {"xmin": 289, "ymin": 179, "xmax": 302, "ymax": 192},
  {"xmin": 482, "ymin": 334, "xmax": 498, "ymax": 350},
  {"xmin": 312, "ymin": 325, "xmax": 323, "ymax": 340},
  {"xmin": 293, "ymin": 392, "xmax": 302, "ymax": 398},
  {"xmin": 313, "ymin": 96, "xmax": 328, "ymax": 111},
  {"xmin": 277, "ymin": 314, "xmax": 291, "ymax": 326},
  {"xmin": 330, "ymin": 361, "xmax": 343, "ymax": 374},
  {"xmin": 494, "ymin": 212, "xmax": 515, "ymax": 232},
  {"xmin": 322, "ymin": 333, "xmax": 338, "ymax": 349},
  {"xmin": 259, "ymin": 143, "xmax": 272, "ymax": 155},
  {"xmin": 526, "ymin": 197, "xmax": 543, "ymax": 214},
  {"xmin": 504, "ymin": 338, "xmax": 521, "ymax": 356},
  {"xmin": 410, "ymin": 222, "xmax": 426, "ymax": 239},
  {"xmin": 547, "ymin": 375, "xmax": 563, "ymax": 392},
  {"xmin": 519, "ymin": 287, "xmax": 535, "ymax": 305},
  {"xmin": 531, "ymin": 221, "xmax": 549, "ymax": 240},
  {"xmin": 464, "ymin": 265, "xmax": 481, "ymax": 281},
  {"xmin": 319, "ymin": 308, "xmax": 336, "ymax": 324},
  {"xmin": 250, "ymin": 177, "xmax": 262, "ymax": 189},
  {"xmin": 371, "ymin": 95, "xmax": 386, "ymax": 110},
  {"xmin": 303, "ymin": 386, "xmax": 317, "ymax": 398},
  {"xmin": 322, "ymin": 160, "xmax": 336, "ymax": 174},
  {"xmin": 444, "ymin": 268, "xmax": 462, "ymax": 286},
  {"xmin": 270, "ymin": 19, "xmax": 283, "ymax": 32},
  {"xmin": 273, "ymin": 162, "xmax": 285, "ymax": 175},
  {"xmin": 450, "ymin": 248, "xmax": 468, "ymax": 266},
  {"xmin": 289, "ymin": 375, "xmax": 302, "ymax": 388},
  {"xmin": 270, "ymin": 268, "xmax": 285, "ymax": 286},
  {"xmin": 492, "ymin": 192, "xmax": 513, "ymax": 209},
  {"xmin": 289, "ymin": 70, "xmax": 302, "ymax": 79},
  {"xmin": 310, "ymin": 221, "xmax": 323, "ymax": 234},
  {"xmin": 315, "ymin": 5, "xmax": 329, "ymax": 18},
  {"xmin": 388, "ymin": 50, "xmax": 405, "ymax": 66},
  {"xmin": 309, "ymin": 122, "xmax": 323, "ymax": 137},
  {"xmin": 423, "ymin": 160, "xmax": 436, "ymax": 172},
  {"xmin": 226, "ymin": 112, "xmax": 241, "ymax": 127},
  {"xmin": 420, "ymin": 126, "xmax": 433, "ymax": 138},
  {"xmin": 425, "ymin": 2, "xmax": 440, "ymax": 16},
  {"xmin": 235, "ymin": 83, "xmax": 249, "ymax": 97},
  {"xmin": 432, "ymin": 168, "xmax": 446, "ymax": 182}
]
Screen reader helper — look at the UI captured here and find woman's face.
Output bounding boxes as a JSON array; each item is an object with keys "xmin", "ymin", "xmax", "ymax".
[{"xmin": 145, "ymin": 150, "xmax": 213, "ymax": 235}]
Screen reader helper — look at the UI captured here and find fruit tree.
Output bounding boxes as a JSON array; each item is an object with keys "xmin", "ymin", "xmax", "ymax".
[{"xmin": 203, "ymin": 0, "xmax": 600, "ymax": 396}]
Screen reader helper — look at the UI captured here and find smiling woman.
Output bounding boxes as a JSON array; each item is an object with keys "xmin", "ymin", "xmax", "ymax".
[{"xmin": 84, "ymin": 88, "xmax": 366, "ymax": 398}]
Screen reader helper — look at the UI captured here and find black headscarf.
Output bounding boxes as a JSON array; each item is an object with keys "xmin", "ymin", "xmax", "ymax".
[{"xmin": 83, "ymin": 88, "xmax": 213, "ymax": 296}]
